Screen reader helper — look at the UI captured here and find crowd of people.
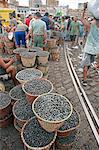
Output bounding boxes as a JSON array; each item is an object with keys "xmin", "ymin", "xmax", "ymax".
[
  {"xmin": 0, "ymin": 10, "xmax": 99, "ymax": 86},
  {"xmin": 0, "ymin": 12, "xmax": 89, "ymax": 50}
]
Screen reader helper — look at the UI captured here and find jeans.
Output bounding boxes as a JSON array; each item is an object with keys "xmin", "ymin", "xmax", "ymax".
[{"xmin": 15, "ymin": 31, "xmax": 26, "ymax": 47}]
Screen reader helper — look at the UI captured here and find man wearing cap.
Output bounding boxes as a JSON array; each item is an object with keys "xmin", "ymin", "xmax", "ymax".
[{"xmin": 26, "ymin": 12, "xmax": 47, "ymax": 48}]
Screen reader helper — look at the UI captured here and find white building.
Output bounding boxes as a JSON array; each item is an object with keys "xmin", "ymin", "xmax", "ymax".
[{"xmin": 29, "ymin": 0, "xmax": 42, "ymax": 7}]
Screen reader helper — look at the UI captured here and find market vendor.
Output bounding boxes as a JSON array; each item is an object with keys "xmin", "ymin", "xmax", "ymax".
[
  {"xmin": 0, "ymin": 57, "xmax": 17, "ymax": 85},
  {"xmin": 26, "ymin": 12, "xmax": 47, "ymax": 48}
]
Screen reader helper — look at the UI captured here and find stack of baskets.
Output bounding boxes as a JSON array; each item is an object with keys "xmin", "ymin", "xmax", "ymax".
[
  {"xmin": 20, "ymin": 93, "xmax": 80, "ymax": 150},
  {"xmin": 14, "ymin": 47, "xmax": 50, "ymax": 79},
  {"xmin": 37, "ymin": 51, "xmax": 50, "ymax": 79},
  {"xmin": 8, "ymin": 75, "xmax": 80, "ymax": 150},
  {"xmin": 10, "ymin": 78, "xmax": 53, "ymax": 133},
  {"xmin": 45, "ymin": 38, "xmax": 60, "ymax": 61}
]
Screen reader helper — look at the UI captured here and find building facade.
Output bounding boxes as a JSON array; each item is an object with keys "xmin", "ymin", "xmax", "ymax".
[
  {"xmin": 9, "ymin": 0, "xmax": 19, "ymax": 5},
  {"xmin": 9, "ymin": 0, "xmax": 19, "ymax": 7},
  {"xmin": 46, "ymin": 0, "xmax": 59, "ymax": 7},
  {"xmin": 29, "ymin": 0, "xmax": 42, "ymax": 7}
]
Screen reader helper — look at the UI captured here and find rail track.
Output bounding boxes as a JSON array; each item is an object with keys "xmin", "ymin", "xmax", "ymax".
[{"xmin": 64, "ymin": 43, "xmax": 99, "ymax": 146}]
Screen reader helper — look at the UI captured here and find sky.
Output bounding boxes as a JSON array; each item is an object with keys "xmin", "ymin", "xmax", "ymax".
[{"xmin": 17, "ymin": 0, "xmax": 89, "ymax": 9}]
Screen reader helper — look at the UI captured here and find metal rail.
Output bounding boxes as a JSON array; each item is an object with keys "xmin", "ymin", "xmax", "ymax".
[{"xmin": 64, "ymin": 44, "xmax": 99, "ymax": 145}]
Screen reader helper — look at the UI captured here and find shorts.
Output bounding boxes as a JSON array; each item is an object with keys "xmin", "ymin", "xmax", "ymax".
[
  {"xmin": 80, "ymin": 53, "xmax": 95, "ymax": 68},
  {"xmin": 70, "ymin": 35, "xmax": 76, "ymax": 41},
  {"xmin": 34, "ymin": 35, "xmax": 44, "ymax": 48}
]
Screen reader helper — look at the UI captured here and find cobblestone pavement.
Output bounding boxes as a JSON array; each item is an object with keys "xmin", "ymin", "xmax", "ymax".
[
  {"xmin": 69, "ymin": 45, "xmax": 99, "ymax": 117},
  {"xmin": 0, "ymin": 45, "xmax": 99, "ymax": 150}
]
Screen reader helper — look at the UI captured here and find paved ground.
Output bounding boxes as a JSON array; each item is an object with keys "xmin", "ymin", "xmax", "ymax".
[
  {"xmin": 0, "ymin": 45, "xmax": 99, "ymax": 150},
  {"xmin": 69, "ymin": 45, "xmax": 99, "ymax": 117}
]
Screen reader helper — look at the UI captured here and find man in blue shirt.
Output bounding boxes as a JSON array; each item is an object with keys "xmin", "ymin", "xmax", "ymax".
[{"xmin": 41, "ymin": 12, "xmax": 51, "ymax": 38}]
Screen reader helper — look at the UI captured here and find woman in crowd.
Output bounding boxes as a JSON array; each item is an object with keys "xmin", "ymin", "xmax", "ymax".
[{"xmin": 14, "ymin": 22, "xmax": 28, "ymax": 48}]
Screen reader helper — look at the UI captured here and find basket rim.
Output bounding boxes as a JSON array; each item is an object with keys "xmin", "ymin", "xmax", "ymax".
[
  {"xmin": 47, "ymin": 38, "xmax": 57, "ymax": 41},
  {"xmin": 13, "ymin": 48, "xmax": 27, "ymax": 54},
  {"xmin": 20, "ymin": 52, "xmax": 36, "ymax": 58},
  {"xmin": 32, "ymin": 93, "xmax": 73, "ymax": 124},
  {"xmin": 57, "ymin": 109, "xmax": 80, "ymax": 133},
  {"xmin": 0, "ymin": 91, "xmax": 11, "ymax": 110},
  {"xmin": 22, "ymin": 78, "xmax": 53, "ymax": 97},
  {"xmin": 15, "ymin": 68, "xmax": 43, "ymax": 83},
  {"xmin": 12, "ymin": 100, "xmax": 30, "ymax": 122},
  {"xmin": 21, "ymin": 117, "xmax": 57, "ymax": 150},
  {"xmin": 55, "ymin": 136, "xmax": 76, "ymax": 147},
  {"xmin": 28, "ymin": 47, "xmax": 43, "ymax": 51},
  {"xmin": 9, "ymin": 84, "xmax": 23, "ymax": 101}
]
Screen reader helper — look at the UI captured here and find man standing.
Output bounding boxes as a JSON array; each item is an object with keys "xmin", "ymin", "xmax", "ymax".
[
  {"xmin": 69, "ymin": 16, "xmax": 80, "ymax": 48},
  {"xmin": 81, "ymin": 17, "xmax": 99, "ymax": 86},
  {"xmin": 25, "ymin": 14, "xmax": 33, "ymax": 27},
  {"xmin": 27, "ymin": 12, "xmax": 47, "ymax": 48},
  {"xmin": 41, "ymin": 12, "xmax": 51, "ymax": 38}
]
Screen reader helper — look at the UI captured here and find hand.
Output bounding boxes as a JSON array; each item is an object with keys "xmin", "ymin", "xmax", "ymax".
[
  {"xmin": 44, "ymin": 39, "xmax": 47, "ymax": 45},
  {"xmin": 26, "ymin": 34, "xmax": 29, "ymax": 40}
]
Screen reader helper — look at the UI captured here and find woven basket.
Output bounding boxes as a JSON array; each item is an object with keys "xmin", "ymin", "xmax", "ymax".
[
  {"xmin": 21, "ymin": 52, "xmax": 36, "ymax": 67},
  {"xmin": 56, "ymin": 130, "xmax": 77, "ymax": 150},
  {"xmin": 32, "ymin": 93, "xmax": 73, "ymax": 132},
  {"xmin": 51, "ymin": 47, "xmax": 60, "ymax": 61},
  {"xmin": 13, "ymin": 101, "xmax": 27, "ymax": 129},
  {"xmin": 55, "ymin": 139, "xmax": 75, "ymax": 150},
  {"xmin": 21, "ymin": 117, "xmax": 57, "ymax": 150},
  {"xmin": 9, "ymin": 84, "xmax": 24, "ymax": 105},
  {"xmin": 0, "ymin": 92, "xmax": 12, "ymax": 120},
  {"xmin": 22, "ymin": 79, "xmax": 53, "ymax": 104},
  {"xmin": 57, "ymin": 110, "xmax": 80, "ymax": 137},
  {"xmin": 16, "ymin": 68, "xmax": 43, "ymax": 84},
  {"xmin": 13, "ymin": 48, "xmax": 28, "ymax": 61},
  {"xmin": 37, "ymin": 64, "xmax": 49, "ymax": 74},
  {"xmin": 47, "ymin": 39, "xmax": 57, "ymax": 48},
  {"xmin": 37, "ymin": 51, "xmax": 49, "ymax": 65}
]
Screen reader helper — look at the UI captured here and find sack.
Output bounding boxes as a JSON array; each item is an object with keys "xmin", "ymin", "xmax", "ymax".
[
  {"xmin": 88, "ymin": 0, "xmax": 99, "ymax": 19},
  {"xmin": 8, "ymin": 32, "xmax": 13, "ymax": 40}
]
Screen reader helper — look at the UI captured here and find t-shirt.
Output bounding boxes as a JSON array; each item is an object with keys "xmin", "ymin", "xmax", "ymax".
[
  {"xmin": 15, "ymin": 24, "xmax": 28, "ymax": 32},
  {"xmin": 25, "ymin": 18, "xmax": 31, "ymax": 27},
  {"xmin": 61, "ymin": 21, "xmax": 68, "ymax": 31},
  {"xmin": 70, "ymin": 21, "xmax": 79, "ymax": 36},
  {"xmin": 31, "ymin": 19, "xmax": 46, "ymax": 35},
  {"xmin": 10, "ymin": 18, "xmax": 17, "ymax": 27},
  {"xmin": 84, "ymin": 24, "xmax": 99, "ymax": 55}
]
